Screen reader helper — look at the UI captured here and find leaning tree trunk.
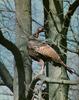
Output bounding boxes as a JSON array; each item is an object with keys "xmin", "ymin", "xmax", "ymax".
[
  {"xmin": 43, "ymin": 0, "xmax": 69, "ymax": 100},
  {"xmin": 14, "ymin": 0, "xmax": 32, "ymax": 100}
]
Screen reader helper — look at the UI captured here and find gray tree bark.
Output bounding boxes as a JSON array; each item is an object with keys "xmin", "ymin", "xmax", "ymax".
[
  {"xmin": 14, "ymin": 0, "xmax": 32, "ymax": 100},
  {"xmin": 43, "ymin": 0, "xmax": 69, "ymax": 100}
]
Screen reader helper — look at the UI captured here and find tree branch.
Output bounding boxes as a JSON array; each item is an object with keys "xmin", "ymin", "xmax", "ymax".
[
  {"xmin": 39, "ymin": 76, "xmax": 79, "ymax": 85},
  {"xmin": 61, "ymin": 0, "xmax": 79, "ymax": 35},
  {"xmin": 0, "ymin": 29, "xmax": 26, "ymax": 100},
  {"xmin": 26, "ymin": 74, "xmax": 79, "ymax": 100},
  {"xmin": 33, "ymin": 75, "xmax": 79, "ymax": 85},
  {"xmin": 26, "ymin": 77, "xmax": 40, "ymax": 100},
  {"xmin": 0, "ymin": 62, "xmax": 13, "ymax": 92}
]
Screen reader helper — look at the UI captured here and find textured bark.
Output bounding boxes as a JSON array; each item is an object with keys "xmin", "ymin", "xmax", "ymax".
[
  {"xmin": 43, "ymin": 0, "xmax": 69, "ymax": 100},
  {"xmin": 0, "ymin": 61, "xmax": 13, "ymax": 92},
  {"xmin": 14, "ymin": 0, "xmax": 32, "ymax": 100},
  {"xmin": 43, "ymin": 0, "xmax": 79, "ymax": 99},
  {"xmin": 0, "ymin": 30, "xmax": 26, "ymax": 100}
]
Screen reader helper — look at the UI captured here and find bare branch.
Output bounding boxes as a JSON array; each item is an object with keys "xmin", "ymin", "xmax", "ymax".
[
  {"xmin": 26, "ymin": 74, "xmax": 79, "ymax": 100},
  {"xmin": 0, "ymin": 62, "xmax": 13, "ymax": 92},
  {"xmin": 0, "ymin": 29, "xmax": 26, "ymax": 100},
  {"xmin": 26, "ymin": 77, "xmax": 40, "ymax": 100},
  {"xmin": 39, "ymin": 76, "xmax": 79, "ymax": 85},
  {"xmin": 34, "ymin": 75, "xmax": 79, "ymax": 85},
  {"xmin": 60, "ymin": 44, "xmax": 78, "ymax": 54},
  {"xmin": 61, "ymin": 0, "xmax": 79, "ymax": 35}
]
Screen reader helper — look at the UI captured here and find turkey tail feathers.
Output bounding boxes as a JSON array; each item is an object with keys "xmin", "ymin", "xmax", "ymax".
[
  {"xmin": 66, "ymin": 67, "xmax": 79, "ymax": 77},
  {"xmin": 61, "ymin": 61, "xmax": 79, "ymax": 77}
]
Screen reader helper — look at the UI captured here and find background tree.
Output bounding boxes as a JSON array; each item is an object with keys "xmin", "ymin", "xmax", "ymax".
[
  {"xmin": 0, "ymin": 0, "xmax": 79, "ymax": 100},
  {"xmin": 43, "ymin": 0, "xmax": 69, "ymax": 100},
  {"xmin": 14, "ymin": 0, "xmax": 32, "ymax": 100},
  {"xmin": 43, "ymin": 0, "xmax": 79, "ymax": 100}
]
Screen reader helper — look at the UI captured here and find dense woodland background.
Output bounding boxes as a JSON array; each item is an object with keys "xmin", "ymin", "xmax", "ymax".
[{"xmin": 0, "ymin": 0, "xmax": 79, "ymax": 100}]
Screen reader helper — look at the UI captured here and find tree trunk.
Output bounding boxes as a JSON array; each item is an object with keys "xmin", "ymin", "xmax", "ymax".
[
  {"xmin": 43, "ymin": 0, "xmax": 69, "ymax": 100},
  {"xmin": 14, "ymin": 0, "xmax": 32, "ymax": 99}
]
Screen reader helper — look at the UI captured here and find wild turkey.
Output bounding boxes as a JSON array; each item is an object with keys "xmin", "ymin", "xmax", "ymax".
[{"xmin": 27, "ymin": 28, "xmax": 79, "ymax": 76}]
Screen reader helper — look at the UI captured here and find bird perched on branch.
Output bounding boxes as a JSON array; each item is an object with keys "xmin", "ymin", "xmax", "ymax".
[{"xmin": 27, "ymin": 27, "xmax": 79, "ymax": 77}]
